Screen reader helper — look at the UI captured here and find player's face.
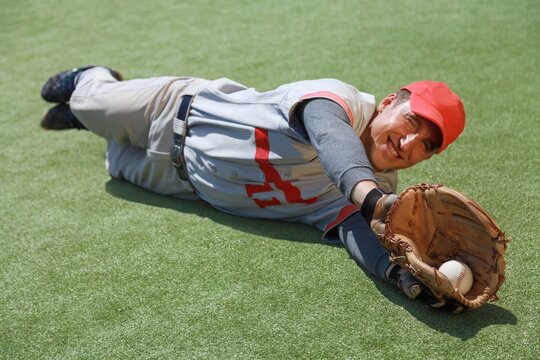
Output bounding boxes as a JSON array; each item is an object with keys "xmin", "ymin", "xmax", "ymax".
[{"xmin": 363, "ymin": 94, "xmax": 442, "ymax": 171}]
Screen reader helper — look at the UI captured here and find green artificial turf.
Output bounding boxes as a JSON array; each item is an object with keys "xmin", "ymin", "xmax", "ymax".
[{"xmin": 1, "ymin": 0, "xmax": 539, "ymax": 359}]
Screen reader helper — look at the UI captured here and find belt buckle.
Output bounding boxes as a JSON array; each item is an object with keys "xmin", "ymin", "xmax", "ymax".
[{"xmin": 171, "ymin": 143, "xmax": 187, "ymax": 181}]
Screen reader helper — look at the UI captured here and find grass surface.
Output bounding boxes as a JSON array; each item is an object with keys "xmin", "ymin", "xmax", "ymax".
[{"xmin": 1, "ymin": 0, "xmax": 539, "ymax": 359}]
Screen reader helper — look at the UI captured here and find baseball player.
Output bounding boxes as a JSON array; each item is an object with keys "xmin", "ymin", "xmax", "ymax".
[{"xmin": 40, "ymin": 66, "xmax": 465, "ymax": 305}]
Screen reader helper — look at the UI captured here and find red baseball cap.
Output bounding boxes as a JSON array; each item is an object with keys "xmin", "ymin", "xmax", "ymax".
[{"xmin": 401, "ymin": 81, "xmax": 465, "ymax": 153}]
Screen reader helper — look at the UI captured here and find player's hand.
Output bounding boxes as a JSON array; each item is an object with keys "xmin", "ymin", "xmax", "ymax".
[
  {"xmin": 386, "ymin": 264, "xmax": 422, "ymax": 299},
  {"xmin": 387, "ymin": 264, "xmax": 464, "ymax": 312},
  {"xmin": 369, "ymin": 192, "xmax": 397, "ymax": 238},
  {"xmin": 416, "ymin": 288, "xmax": 465, "ymax": 314}
]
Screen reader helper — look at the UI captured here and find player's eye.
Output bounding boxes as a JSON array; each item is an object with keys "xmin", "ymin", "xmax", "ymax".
[
  {"xmin": 406, "ymin": 116, "xmax": 418, "ymax": 131},
  {"xmin": 423, "ymin": 140, "xmax": 434, "ymax": 154}
]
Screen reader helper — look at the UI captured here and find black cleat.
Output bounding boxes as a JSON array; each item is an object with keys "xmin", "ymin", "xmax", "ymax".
[
  {"xmin": 41, "ymin": 104, "xmax": 87, "ymax": 130},
  {"xmin": 40, "ymin": 66, "xmax": 123, "ymax": 104}
]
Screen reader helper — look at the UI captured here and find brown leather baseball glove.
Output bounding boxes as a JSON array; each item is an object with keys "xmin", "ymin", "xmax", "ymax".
[{"xmin": 379, "ymin": 184, "xmax": 509, "ymax": 312}]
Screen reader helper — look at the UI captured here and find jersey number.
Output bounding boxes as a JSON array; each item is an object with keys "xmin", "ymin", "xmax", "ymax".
[{"xmin": 245, "ymin": 128, "xmax": 318, "ymax": 208}]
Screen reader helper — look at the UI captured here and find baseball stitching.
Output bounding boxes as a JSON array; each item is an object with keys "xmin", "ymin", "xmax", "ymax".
[{"xmin": 456, "ymin": 264, "xmax": 466, "ymax": 290}]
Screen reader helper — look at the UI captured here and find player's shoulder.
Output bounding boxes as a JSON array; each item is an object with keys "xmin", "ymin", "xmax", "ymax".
[
  {"xmin": 292, "ymin": 78, "xmax": 356, "ymax": 89},
  {"xmin": 291, "ymin": 78, "xmax": 373, "ymax": 98},
  {"xmin": 286, "ymin": 78, "xmax": 376, "ymax": 111}
]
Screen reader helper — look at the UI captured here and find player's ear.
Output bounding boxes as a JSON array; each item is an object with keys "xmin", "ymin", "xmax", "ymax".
[{"xmin": 377, "ymin": 93, "xmax": 397, "ymax": 112}]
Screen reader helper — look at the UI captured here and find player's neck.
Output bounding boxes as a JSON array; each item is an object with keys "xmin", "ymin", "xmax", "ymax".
[{"xmin": 360, "ymin": 111, "xmax": 378, "ymax": 148}]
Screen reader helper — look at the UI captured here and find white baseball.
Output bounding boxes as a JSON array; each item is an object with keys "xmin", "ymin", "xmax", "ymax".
[{"xmin": 438, "ymin": 260, "xmax": 474, "ymax": 295}]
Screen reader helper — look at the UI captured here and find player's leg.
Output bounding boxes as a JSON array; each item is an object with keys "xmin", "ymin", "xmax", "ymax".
[
  {"xmin": 40, "ymin": 66, "xmax": 121, "ymax": 130},
  {"xmin": 106, "ymin": 140, "xmax": 198, "ymax": 199},
  {"xmin": 69, "ymin": 67, "xmax": 178, "ymax": 148},
  {"xmin": 41, "ymin": 65, "xmax": 123, "ymax": 104}
]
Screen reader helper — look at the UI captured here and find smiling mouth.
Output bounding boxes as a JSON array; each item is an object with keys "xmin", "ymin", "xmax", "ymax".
[{"xmin": 387, "ymin": 138, "xmax": 401, "ymax": 159}]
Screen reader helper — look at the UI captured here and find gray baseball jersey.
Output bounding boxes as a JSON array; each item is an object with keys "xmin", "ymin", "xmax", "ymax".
[
  {"xmin": 71, "ymin": 68, "xmax": 397, "ymax": 239},
  {"xmin": 184, "ymin": 78, "xmax": 397, "ymax": 231}
]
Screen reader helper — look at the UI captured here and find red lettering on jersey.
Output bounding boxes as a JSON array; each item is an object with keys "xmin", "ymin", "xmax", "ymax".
[
  {"xmin": 245, "ymin": 183, "xmax": 281, "ymax": 207},
  {"xmin": 246, "ymin": 128, "xmax": 318, "ymax": 208}
]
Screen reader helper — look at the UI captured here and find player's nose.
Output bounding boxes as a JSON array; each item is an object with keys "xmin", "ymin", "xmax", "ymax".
[{"xmin": 399, "ymin": 133, "xmax": 420, "ymax": 152}]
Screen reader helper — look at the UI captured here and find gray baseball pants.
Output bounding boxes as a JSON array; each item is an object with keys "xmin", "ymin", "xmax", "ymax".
[{"xmin": 70, "ymin": 67, "xmax": 201, "ymax": 199}]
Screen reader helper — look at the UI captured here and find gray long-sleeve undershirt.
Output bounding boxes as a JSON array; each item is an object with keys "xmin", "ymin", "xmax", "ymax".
[
  {"xmin": 295, "ymin": 99, "xmax": 391, "ymax": 282},
  {"xmin": 295, "ymin": 98, "xmax": 377, "ymax": 201}
]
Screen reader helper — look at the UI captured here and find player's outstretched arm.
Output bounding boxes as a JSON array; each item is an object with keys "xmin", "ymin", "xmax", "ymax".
[
  {"xmin": 295, "ymin": 99, "xmax": 397, "ymax": 229},
  {"xmin": 298, "ymin": 99, "xmax": 378, "ymax": 200},
  {"xmin": 297, "ymin": 99, "xmax": 428, "ymax": 303},
  {"xmin": 336, "ymin": 212, "xmax": 422, "ymax": 299}
]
